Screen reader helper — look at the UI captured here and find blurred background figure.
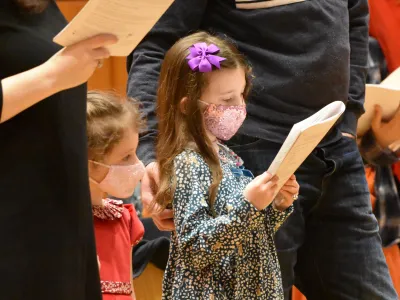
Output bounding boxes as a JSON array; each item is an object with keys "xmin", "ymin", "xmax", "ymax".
[{"xmin": 369, "ymin": 0, "xmax": 400, "ymax": 74}]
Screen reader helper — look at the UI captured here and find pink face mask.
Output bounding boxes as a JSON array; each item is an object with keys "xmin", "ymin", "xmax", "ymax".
[
  {"xmin": 201, "ymin": 101, "xmax": 247, "ymax": 141},
  {"xmin": 89, "ymin": 160, "xmax": 145, "ymax": 199}
]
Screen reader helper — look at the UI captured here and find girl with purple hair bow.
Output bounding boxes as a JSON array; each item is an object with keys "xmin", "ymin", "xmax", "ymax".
[{"xmin": 153, "ymin": 31, "xmax": 299, "ymax": 299}]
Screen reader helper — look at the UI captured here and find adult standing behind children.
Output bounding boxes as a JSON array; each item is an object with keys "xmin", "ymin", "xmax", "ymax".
[
  {"xmin": 127, "ymin": 0, "xmax": 397, "ymax": 299},
  {"xmin": 0, "ymin": 1, "xmax": 116, "ymax": 299}
]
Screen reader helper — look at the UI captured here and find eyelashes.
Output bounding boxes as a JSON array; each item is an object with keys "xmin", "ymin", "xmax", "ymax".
[{"xmin": 122, "ymin": 154, "xmax": 131, "ymax": 162}]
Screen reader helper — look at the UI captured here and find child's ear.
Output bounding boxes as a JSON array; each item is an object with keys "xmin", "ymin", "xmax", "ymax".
[{"xmin": 179, "ymin": 97, "xmax": 188, "ymax": 114}]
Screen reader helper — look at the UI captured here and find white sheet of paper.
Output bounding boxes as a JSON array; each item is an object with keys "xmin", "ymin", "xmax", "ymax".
[
  {"xmin": 381, "ymin": 67, "xmax": 400, "ymax": 88},
  {"xmin": 357, "ymin": 84, "xmax": 400, "ymax": 136},
  {"xmin": 53, "ymin": 0, "xmax": 174, "ymax": 56},
  {"xmin": 267, "ymin": 101, "xmax": 346, "ymax": 197}
]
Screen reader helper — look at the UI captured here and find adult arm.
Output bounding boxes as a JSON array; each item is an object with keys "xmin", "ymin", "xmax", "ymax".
[
  {"xmin": 337, "ymin": 0, "xmax": 369, "ymax": 138},
  {"xmin": 0, "ymin": 34, "xmax": 116, "ymax": 123},
  {"xmin": 0, "ymin": 65, "xmax": 58, "ymax": 123},
  {"xmin": 127, "ymin": 0, "xmax": 208, "ymax": 166}
]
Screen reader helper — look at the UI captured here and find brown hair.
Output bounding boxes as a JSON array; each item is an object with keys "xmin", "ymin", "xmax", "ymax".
[
  {"xmin": 155, "ymin": 31, "xmax": 252, "ymax": 210},
  {"xmin": 13, "ymin": 0, "xmax": 51, "ymax": 13},
  {"xmin": 87, "ymin": 91, "xmax": 144, "ymax": 162}
]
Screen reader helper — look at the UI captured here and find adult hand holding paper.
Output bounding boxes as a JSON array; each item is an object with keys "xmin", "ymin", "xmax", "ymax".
[
  {"xmin": 267, "ymin": 101, "xmax": 346, "ymax": 198},
  {"xmin": 357, "ymin": 82, "xmax": 400, "ymax": 137},
  {"xmin": 53, "ymin": 0, "xmax": 174, "ymax": 56},
  {"xmin": 356, "ymin": 67, "xmax": 400, "ymax": 137}
]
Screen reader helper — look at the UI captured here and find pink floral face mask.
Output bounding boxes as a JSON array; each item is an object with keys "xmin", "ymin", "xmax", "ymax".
[
  {"xmin": 89, "ymin": 160, "xmax": 145, "ymax": 199},
  {"xmin": 200, "ymin": 100, "xmax": 247, "ymax": 141}
]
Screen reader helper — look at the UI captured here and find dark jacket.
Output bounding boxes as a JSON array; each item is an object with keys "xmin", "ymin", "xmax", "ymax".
[{"xmin": 127, "ymin": 0, "xmax": 369, "ymax": 166}]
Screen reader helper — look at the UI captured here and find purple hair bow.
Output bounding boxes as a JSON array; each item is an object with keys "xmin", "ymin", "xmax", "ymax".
[{"xmin": 186, "ymin": 42, "xmax": 226, "ymax": 73}]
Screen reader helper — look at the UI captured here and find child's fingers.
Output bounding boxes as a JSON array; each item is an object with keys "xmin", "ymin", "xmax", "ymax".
[
  {"xmin": 263, "ymin": 180, "xmax": 278, "ymax": 192},
  {"xmin": 280, "ymin": 185, "xmax": 299, "ymax": 195},
  {"xmin": 283, "ymin": 177, "xmax": 300, "ymax": 191},
  {"xmin": 152, "ymin": 208, "xmax": 175, "ymax": 231},
  {"xmin": 158, "ymin": 208, "xmax": 174, "ymax": 220},
  {"xmin": 153, "ymin": 217, "xmax": 175, "ymax": 231},
  {"xmin": 282, "ymin": 179, "xmax": 298, "ymax": 188},
  {"xmin": 279, "ymin": 190, "xmax": 295, "ymax": 204},
  {"xmin": 256, "ymin": 172, "xmax": 277, "ymax": 184}
]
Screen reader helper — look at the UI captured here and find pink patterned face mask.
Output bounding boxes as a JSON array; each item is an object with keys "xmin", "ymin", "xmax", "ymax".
[
  {"xmin": 89, "ymin": 160, "xmax": 145, "ymax": 199},
  {"xmin": 200, "ymin": 101, "xmax": 247, "ymax": 141}
]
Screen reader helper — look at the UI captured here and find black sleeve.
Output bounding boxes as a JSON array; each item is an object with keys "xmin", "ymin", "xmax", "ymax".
[
  {"xmin": 337, "ymin": 0, "xmax": 369, "ymax": 137},
  {"xmin": 126, "ymin": 0, "xmax": 208, "ymax": 166}
]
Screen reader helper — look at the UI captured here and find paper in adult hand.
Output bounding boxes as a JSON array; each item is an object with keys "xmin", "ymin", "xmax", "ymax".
[
  {"xmin": 381, "ymin": 67, "xmax": 400, "ymax": 88},
  {"xmin": 53, "ymin": 0, "xmax": 174, "ymax": 56},
  {"xmin": 267, "ymin": 101, "xmax": 346, "ymax": 198},
  {"xmin": 357, "ymin": 84, "xmax": 400, "ymax": 136}
]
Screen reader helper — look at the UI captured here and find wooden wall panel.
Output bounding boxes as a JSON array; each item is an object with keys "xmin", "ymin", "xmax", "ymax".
[{"xmin": 56, "ymin": 1, "xmax": 128, "ymax": 95}]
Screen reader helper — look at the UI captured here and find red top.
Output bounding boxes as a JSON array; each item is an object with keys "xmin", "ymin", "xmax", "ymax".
[
  {"xmin": 393, "ymin": 161, "xmax": 400, "ymax": 182},
  {"xmin": 369, "ymin": 0, "xmax": 400, "ymax": 72},
  {"xmin": 93, "ymin": 199, "xmax": 144, "ymax": 300}
]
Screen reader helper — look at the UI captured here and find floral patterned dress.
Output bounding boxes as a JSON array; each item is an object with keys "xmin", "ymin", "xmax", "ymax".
[{"xmin": 162, "ymin": 144, "xmax": 293, "ymax": 299}]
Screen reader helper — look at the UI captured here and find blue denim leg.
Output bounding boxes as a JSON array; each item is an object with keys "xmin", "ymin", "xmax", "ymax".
[{"xmin": 226, "ymin": 134, "xmax": 397, "ymax": 300}]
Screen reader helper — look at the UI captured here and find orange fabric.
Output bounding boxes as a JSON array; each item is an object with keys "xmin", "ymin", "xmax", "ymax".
[
  {"xmin": 365, "ymin": 165, "xmax": 400, "ymax": 295},
  {"xmin": 369, "ymin": 0, "xmax": 400, "ymax": 72},
  {"xmin": 292, "ymin": 287, "xmax": 307, "ymax": 300},
  {"xmin": 292, "ymin": 166, "xmax": 400, "ymax": 300},
  {"xmin": 383, "ymin": 246, "xmax": 400, "ymax": 296},
  {"xmin": 365, "ymin": 167, "xmax": 377, "ymax": 208},
  {"xmin": 393, "ymin": 162, "xmax": 400, "ymax": 182}
]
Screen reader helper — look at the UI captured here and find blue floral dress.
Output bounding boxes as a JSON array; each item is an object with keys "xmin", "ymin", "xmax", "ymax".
[{"xmin": 162, "ymin": 144, "xmax": 293, "ymax": 299}]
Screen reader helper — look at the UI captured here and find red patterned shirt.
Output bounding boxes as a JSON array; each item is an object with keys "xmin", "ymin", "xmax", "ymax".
[{"xmin": 93, "ymin": 199, "xmax": 144, "ymax": 300}]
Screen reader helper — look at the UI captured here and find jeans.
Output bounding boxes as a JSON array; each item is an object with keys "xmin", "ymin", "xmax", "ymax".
[{"xmin": 226, "ymin": 134, "xmax": 397, "ymax": 300}]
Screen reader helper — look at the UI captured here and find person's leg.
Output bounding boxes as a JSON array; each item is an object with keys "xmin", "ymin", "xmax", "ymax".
[
  {"xmin": 274, "ymin": 146, "xmax": 329, "ymax": 299},
  {"xmin": 226, "ymin": 135, "xmax": 325, "ymax": 299},
  {"xmin": 295, "ymin": 137, "xmax": 397, "ymax": 300},
  {"xmin": 227, "ymin": 134, "xmax": 397, "ymax": 300}
]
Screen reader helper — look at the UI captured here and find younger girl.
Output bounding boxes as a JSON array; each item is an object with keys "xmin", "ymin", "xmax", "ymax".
[
  {"xmin": 155, "ymin": 32, "xmax": 300, "ymax": 299},
  {"xmin": 87, "ymin": 91, "xmax": 145, "ymax": 300}
]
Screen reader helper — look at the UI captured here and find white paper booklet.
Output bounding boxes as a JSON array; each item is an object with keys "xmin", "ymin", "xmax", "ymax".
[
  {"xmin": 381, "ymin": 67, "xmax": 400, "ymax": 88},
  {"xmin": 357, "ymin": 84, "xmax": 400, "ymax": 136},
  {"xmin": 267, "ymin": 101, "xmax": 346, "ymax": 197},
  {"xmin": 53, "ymin": 0, "xmax": 174, "ymax": 56}
]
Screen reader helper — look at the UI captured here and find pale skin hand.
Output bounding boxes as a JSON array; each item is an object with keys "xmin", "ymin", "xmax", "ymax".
[
  {"xmin": 141, "ymin": 162, "xmax": 174, "ymax": 231},
  {"xmin": 272, "ymin": 174, "xmax": 300, "ymax": 211},
  {"xmin": 1, "ymin": 34, "xmax": 118, "ymax": 123},
  {"xmin": 243, "ymin": 172, "xmax": 279, "ymax": 210},
  {"xmin": 244, "ymin": 173, "xmax": 299, "ymax": 211},
  {"xmin": 371, "ymin": 104, "xmax": 400, "ymax": 149}
]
